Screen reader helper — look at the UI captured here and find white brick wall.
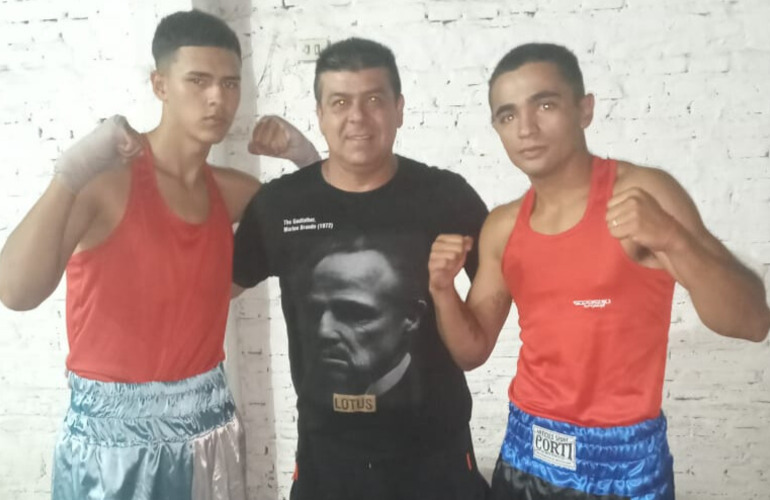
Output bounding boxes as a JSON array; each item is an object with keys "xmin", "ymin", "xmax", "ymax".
[{"xmin": 1, "ymin": 1, "xmax": 768, "ymax": 499}]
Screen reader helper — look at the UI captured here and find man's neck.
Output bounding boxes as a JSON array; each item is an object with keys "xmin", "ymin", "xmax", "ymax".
[
  {"xmin": 529, "ymin": 150, "xmax": 594, "ymax": 209},
  {"xmin": 322, "ymin": 154, "xmax": 398, "ymax": 193},
  {"xmin": 145, "ymin": 123, "xmax": 212, "ymax": 187}
]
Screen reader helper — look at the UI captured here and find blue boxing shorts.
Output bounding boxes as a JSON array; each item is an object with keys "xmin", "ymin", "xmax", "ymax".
[
  {"xmin": 490, "ymin": 403, "xmax": 674, "ymax": 500},
  {"xmin": 52, "ymin": 364, "xmax": 246, "ymax": 500}
]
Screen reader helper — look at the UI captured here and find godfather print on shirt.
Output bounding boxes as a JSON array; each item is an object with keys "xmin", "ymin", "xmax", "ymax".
[{"xmin": 289, "ymin": 232, "xmax": 427, "ymax": 414}]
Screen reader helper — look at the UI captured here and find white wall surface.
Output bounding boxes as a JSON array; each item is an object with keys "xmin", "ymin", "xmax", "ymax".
[{"xmin": 1, "ymin": 1, "xmax": 768, "ymax": 499}]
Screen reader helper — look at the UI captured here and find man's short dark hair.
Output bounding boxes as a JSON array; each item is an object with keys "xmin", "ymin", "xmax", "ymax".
[
  {"xmin": 152, "ymin": 10, "xmax": 241, "ymax": 69},
  {"xmin": 314, "ymin": 38, "xmax": 402, "ymax": 102},
  {"xmin": 489, "ymin": 43, "xmax": 585, "ymax": 102}
]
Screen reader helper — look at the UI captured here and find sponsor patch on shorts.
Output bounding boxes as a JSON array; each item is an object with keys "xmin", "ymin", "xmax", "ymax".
[{"xmin": 532, "ymin": 424, "xmax": 577, "ymax": 470}]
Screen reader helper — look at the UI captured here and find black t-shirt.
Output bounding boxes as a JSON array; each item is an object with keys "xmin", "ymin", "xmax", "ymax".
[{"xmin": 233, "ymin": 155, "xmax": 488, "ymax": 456}]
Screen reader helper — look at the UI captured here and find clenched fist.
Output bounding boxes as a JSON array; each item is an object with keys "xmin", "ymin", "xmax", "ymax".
[
  {"xmin": 429, "ymin": 234, "xmax": 473, "ymax": 293},
  {"xmin": 606, "ymin": 187, "xmax": 681, "ymax": 252},
  {"xmin": 54, "ymin": 115, "xmax": 143, "ymax": 192},
  {"xmin": 248, "ymin": 115, "xmax": 320, "ymax": 167}
]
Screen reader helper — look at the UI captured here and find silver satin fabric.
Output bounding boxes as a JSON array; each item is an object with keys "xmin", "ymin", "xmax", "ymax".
[
  {"xmin": 52, "ymin": 364, "xmax": 246, "ymax": 500},
  {"xmin": 191, "ymin": 412, "xmax": 246, "ymax": 500}
]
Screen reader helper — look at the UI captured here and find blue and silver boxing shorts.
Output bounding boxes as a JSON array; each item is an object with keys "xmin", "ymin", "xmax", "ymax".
[
  {"xmin": 490, "ymin": 403, "xmax": 674, "ymax": 500},
  {"xmin": 52, "ymin": 364, "xmax": 246, "ymax": 500}
]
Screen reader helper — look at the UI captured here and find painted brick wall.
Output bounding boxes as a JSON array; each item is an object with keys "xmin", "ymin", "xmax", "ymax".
[{"xmin": 1, "ymin": 1, "xmax": 768, "ymax": 499}]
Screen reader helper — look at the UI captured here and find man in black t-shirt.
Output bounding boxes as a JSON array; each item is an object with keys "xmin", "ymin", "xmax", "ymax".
[{"xmin": 233, "ymin": 38, "xmax": 489, "ymax": 500}]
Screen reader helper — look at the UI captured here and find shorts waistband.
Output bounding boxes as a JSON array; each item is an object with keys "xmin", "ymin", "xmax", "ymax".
[
  {"xmin": 504, "ymin": 402, "xmax": 668, "ymax": 463},
  {"xmin": 500, "ymin": 402, "xmax": 673, "ymax": 497},
  {"xmin": 64, "ymin": 364, "xmax": 237, "ymax": 446}
]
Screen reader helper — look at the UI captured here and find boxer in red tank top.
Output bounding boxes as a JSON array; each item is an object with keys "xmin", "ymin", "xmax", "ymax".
[
  {"xmin": 428, "ymin": 43, "xmax": 769, "ymax": 499},
  {"xmin": 0, "ymin": 10, "xmax": 318, "ymax": 500}
]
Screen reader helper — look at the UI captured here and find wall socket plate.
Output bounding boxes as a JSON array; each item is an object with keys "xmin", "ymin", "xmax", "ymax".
[{"xmin": 298, "ymin": 38, "xmax": 330, "ymax": 63}]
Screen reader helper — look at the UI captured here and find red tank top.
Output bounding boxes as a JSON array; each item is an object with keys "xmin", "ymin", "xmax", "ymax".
[
  {"xmin": 65, "ymin": 148, "xmax": 233, "ymax": 382},
  {"xmin": 501, "ymin": 157, "xmax": 675, "ymax": 427}
]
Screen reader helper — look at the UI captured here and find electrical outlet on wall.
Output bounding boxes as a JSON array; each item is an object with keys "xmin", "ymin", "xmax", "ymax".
[{"xmin": 298, "ymin": 38, "xmax": 330, "ymax": 62}]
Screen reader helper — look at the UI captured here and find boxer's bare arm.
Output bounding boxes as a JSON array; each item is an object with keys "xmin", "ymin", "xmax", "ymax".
[
  {"xmin": 215, "ymin": 115, "xmax": 321, "ymax": 223},
  {"xmin": 248, "ymin": 115, "xmax": 321, "ymax": 167},
  {"xmin": 0, "ymin": 179, "xmax": 101, "ymax": 310},
  {"xmin": 0, "ymin": 117, "xmax": 141, "ymax": 311},
  {"xmin": 608, "ymin": 163, "xmax": 770, "ymax": 341},
  {"xmin": 429, "ymin": 202, "xmax": 519, "ymax": 370}
]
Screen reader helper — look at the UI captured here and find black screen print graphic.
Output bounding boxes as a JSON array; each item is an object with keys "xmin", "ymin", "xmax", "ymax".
[{"xmin": 291, "ymin": 232, "xmax": 428, "ymax": 412}]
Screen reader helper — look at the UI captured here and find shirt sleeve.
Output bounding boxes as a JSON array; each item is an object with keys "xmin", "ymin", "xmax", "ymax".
[
  {"xmin": 232, "ymin": 191, "xmax": 270, "ymax": 288},
  {"xmin": 453, "ymin": 175, "xmax": 488, "ymax": 281}
]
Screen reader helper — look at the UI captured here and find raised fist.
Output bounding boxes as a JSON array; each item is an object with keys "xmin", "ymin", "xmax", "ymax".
[
  {"xmin": 248, "ymin": 115, "xmax": 320, "ymax": 167},
  {"xmin": 429, "ymin": 234, "xmax": 473, "ymax": 293},
  {"xmin": 54, "ymin": 115, "xmax": 143, "ymax": 192}
]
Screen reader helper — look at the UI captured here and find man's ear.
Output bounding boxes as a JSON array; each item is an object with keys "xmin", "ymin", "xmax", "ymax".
[
  {"xmin": 395, "ymin": 94, "xmax": 405, "ymax": 128},
  {"xmin": 404, "ymin": 299, "xmax": 427, "ymax": 333},
  {"xmin": 151, "ymin": 70, "xmax": 167, "ymax": 101},
  {"xmin": 579, "ymin": 92, "xmax": 595, "ymax": 129}
]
